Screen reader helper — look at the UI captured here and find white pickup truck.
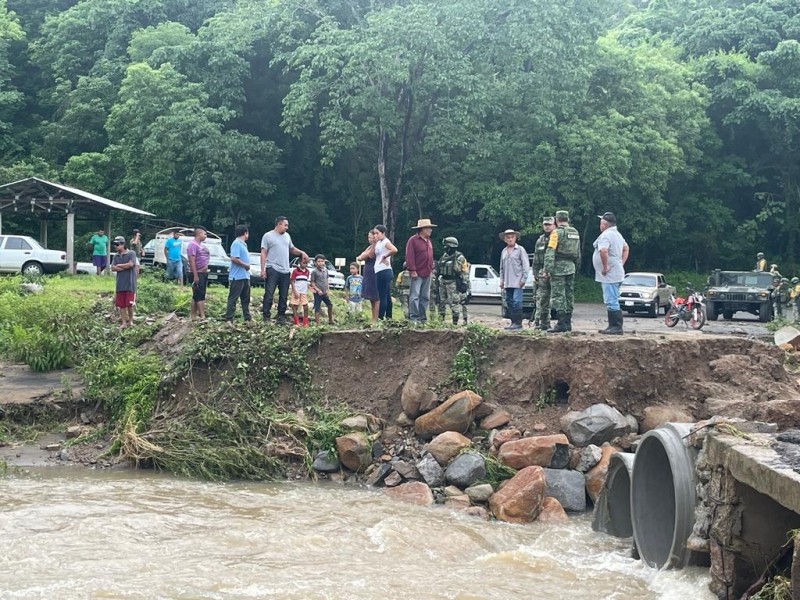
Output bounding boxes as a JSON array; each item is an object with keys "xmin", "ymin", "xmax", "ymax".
[
  {"xmin": 619, "ymin": 272, "xmax": 676, "ymax": 317},
  {"xmin": 469, "ymin": 264, "xmax": 501, "ymax": 302}
]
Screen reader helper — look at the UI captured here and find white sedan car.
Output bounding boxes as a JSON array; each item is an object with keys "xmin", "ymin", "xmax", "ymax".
[{"xmin": 0, "ymin": 234, "xmax": 68, "ymax": 277}]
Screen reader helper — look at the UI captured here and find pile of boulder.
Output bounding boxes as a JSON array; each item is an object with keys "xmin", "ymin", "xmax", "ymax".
[{"xmin": 310, "ymin": 385, "xmax": 673, "ymax": 524}]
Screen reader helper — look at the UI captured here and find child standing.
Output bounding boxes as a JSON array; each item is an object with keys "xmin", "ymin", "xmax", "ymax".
[
  {"xmin": 310, "ymin": 254, "xmax": 335, "ymax": 325},
  {"xmin": 290, "ymin": 257, "xmax": 311, "ymax": 326},
  {"xmin": 344, "ymin": 262, "xmax": 364, "ymax": 314}
]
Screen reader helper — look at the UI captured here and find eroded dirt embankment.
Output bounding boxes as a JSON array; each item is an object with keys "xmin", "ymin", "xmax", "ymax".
[{"xmin": 310, "ymin": 330, "xmax": 800, "ymax": 432}]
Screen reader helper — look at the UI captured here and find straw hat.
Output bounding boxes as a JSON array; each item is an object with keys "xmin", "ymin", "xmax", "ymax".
[
  {"xmin": 498, "ymin": 229, "xmax": 520, "ymax": 240},
  {"xmin": 411, "ymin": 218, "xmax": 437, "ymax": 229}
]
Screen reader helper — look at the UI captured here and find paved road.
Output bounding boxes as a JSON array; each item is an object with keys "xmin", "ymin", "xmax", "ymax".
[{"xmin": 467, "ymin": 300, "xmax": 771, "ymax": 338}]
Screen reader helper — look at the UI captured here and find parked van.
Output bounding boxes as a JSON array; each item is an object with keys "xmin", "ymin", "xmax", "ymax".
[{"xmin": 153, "ymin": 227, "xmax": 230, "ymax": 286}]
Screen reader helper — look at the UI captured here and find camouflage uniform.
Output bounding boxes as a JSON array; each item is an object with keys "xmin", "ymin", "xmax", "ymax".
[
  {"xmin": 396, "ymin": 267, "xmax": 411, "ymax": 319},
  {"xmin": 791, "ymin": 277, "xmax": 800, "ymax": 322},
  {"xmin": 771, "ymin": 276, "xmax": 788, "ymax": 319},
  {"xmin": 543, "ymin": 210, "xmax": 581, "ymax": 333},
  {"xmin": 436, "ymin": 238, "xmax": 470, "ymax": 325},
  {"xmin": 532, "ymin": 217, "xmax": 555, "ymax": 330}
]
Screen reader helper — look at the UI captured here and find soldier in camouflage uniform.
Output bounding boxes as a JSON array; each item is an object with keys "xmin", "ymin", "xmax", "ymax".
[
  {"xmin": 436, "ymin": 237, "xmax": 470, "ymax": 325},
  {"xmin": 396, "ymin": 263, "xmax": 411, "ymax": 319},
  {"xmin": 531, "ymin": 216, "xmax": 556, "ymax": 330},
  {"xmin": 543, "ymin": 210, "xmax": 581, "ymax": 333},
  {"xmin": 770, "ymin": 275, "xmax": 787, "ymax": 319}
]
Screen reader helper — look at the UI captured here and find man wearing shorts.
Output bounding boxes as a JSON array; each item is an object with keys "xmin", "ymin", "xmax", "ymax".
[
  {"xmin": 187, "ymin": 226, "xmax": 211, "ymax": 320},
  {"xmin": 164, "ymin": 229, "xmax": 184, "ymax": 285},
  {"xmin": 110, "ymin": 236, "xmax": 137, "ymax": 328},
  {"xmin": 88, "ymin": 228, "xmax": 109, "ymax": 275}
]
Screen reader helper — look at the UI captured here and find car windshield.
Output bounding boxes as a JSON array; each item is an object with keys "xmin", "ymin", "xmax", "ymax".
[
  {"xmin": 718, "ymin": 272, "xmax": 774, "ymax": 288},
  {"xmin": 143, "ymin": 240, "xmax": 155, "ymax": 251},
  {"xmin": 623, "ymin": 274, "xmax": 657, "ymax": 287}
]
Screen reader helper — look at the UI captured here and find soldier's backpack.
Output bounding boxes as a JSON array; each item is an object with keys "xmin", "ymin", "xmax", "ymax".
[{"xmin": 555, "ymin": 226, "xmax": 581, "ymax": 262}]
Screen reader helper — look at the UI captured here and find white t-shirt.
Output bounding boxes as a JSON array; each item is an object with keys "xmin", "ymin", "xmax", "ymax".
[
  {"xmin": 592, "ymin": 226, "xmax": 627, "ymax": 284},
  {"xmin": 374, "ymin": 238, "xmax": 393, "ymax": 273}
]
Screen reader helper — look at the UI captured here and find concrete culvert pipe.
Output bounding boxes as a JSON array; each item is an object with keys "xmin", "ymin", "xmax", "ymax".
[
  {"xmin": 631, "ymin": 422, "xmax": 705, "ymax": 569},
  {"xmin": 592, "ymin": 452, "xmax": 635, "ymax": 538}
]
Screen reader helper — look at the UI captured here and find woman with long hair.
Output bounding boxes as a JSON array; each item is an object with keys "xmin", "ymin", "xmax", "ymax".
[
  {"xmin": 357, "ymin": 229, "xmax": 380, "ymax": 321},
  {"xmin": 372, "ymin": 224, "xmax": 397, "ymax": 320}
]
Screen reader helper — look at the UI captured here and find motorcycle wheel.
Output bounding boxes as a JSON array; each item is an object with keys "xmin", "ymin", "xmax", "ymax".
[
  {"xmin": 690, "ymin": 306, "xmax": 706, "ymax": 330},
  {"xmin": 664, "ymin": 307, "xmax": 680, "ymax": 328}
]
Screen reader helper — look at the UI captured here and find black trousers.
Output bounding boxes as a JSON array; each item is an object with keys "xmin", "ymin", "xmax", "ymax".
[
  {"xmin": 263, "ymin": 268, "xmax": 290, "ymax": 321},
  {"xmin": 225, "ymin": 278, "xmax": 251, "ymax": 321}
]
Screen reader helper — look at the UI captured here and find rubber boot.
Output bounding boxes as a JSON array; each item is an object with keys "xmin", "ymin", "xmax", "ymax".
[
  {"xmin": 302, "ymin": 315, "xmax": 309, "ymax": 327},
  {"xmin": 293, "ymin": 314, "xmax": 300, "ymax": 326},
  {"xmin": 547, "ymin": 312, "xmax": 568, "ymax": 333},
  {"xmin": 599, "ymin": 310, "xmax": 623, "ymax": 335},
  {"xmin": 462, "ymin": 315, "xmax": 468, "ymax": 325},
  {"xmin": 507, "ymin": 310, "xmax": 523, "ymax": 330},
  {"xmin": 539, "ymin": 319, "xmax": 549, "ymax": 331},
  {"xmin": 452, "ymin": 314, "xmax": 459, "ymax": 325},
  {"xmin": 564, "ymin": 312, "xmax": 573, "ymax": 332}
]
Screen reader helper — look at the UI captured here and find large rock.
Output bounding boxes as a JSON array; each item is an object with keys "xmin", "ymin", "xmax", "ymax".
[
  {"xmin": 576, "ymin": 445, "xmax": 602, "ymax": 473},
  {"xmin": 384, "ymin": 481, "xmax": 434, "ymax": 506},
  {"xmin": 312, "ymin": 450, "xmax": 341, "ymax": 473},
  {"xmin": 585, "ymin": 444, "xmax": 620, "ymax": 502},
  {"xmin": 480, "ymin": 410, "xmax": 511, "ymax": 430},
  {"xmin": 427, "ymin": 431, "xmax": 472, "ymax": 466},
  {"xmin": 391, "ymin": 459, "xmax": 420, "ymax": 480},
  {"xmin": 465, "ymin": 483, "xmax": 494, "ymax": 504},
  {"xmin": 538, "ymin": 497, "xmax": 570, "ymax": 523},
  {"xmin": 340, "ymin": 414, "xmax": 383, "ymax": 433},
  {"xmin": 542, "ymin": 468, "xmax": 586, "ymax": 512},
  {"xmin": 445, "ymin": 452, "xmax": 486, "ymax": 489},
  {"xmin": 414, "ymin": 390, "xmax": 483, "ymax": 439},
  {"xmin": 491, "ymin": 427, "xmax": 522, "ymax": 449},
  {"xmin": 489, "ymin": 466, "xmax": 546, "ymax": 523},
  {"xmin": 497, "ymin": 434, "xmax": 569, "ymax": 469},
  {"xmin": 640, "ymin": 405, "xmax": 694, "ymax": 433},
  {"xmin": 560, "ymin": 404, "xmax": 630, "ymax": 447},
  {"xmin": 400, "ymin": 372, "xmax": 439, "ymax": 418},
  {"xmin": 415, "ymin": 454, "xmax": 445, "ymax": 487},
  {"xmin": 334, "ymin": 433, "xmax": 372, "ymax": 472}
]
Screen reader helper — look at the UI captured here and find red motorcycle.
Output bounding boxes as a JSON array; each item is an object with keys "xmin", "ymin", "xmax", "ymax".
[{"xmin": 665, "ymin": 285, "xmax": 706, "ymax": 330}]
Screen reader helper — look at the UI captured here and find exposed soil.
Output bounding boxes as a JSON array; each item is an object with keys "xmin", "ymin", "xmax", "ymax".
[{"xmin": 311, "ymin": 329, "xmax": 800, "ymax": 433}]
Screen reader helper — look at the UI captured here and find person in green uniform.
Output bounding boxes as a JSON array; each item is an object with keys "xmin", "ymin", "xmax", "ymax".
[
  {"xmin": 531, "ymin": 216, "xmax": 555, "ymax": 330},
  {"xmin": 436, "ymin": 237, "xmax": 470, "ymax": 325},
  {"xmin": 542, "ymin": 210, "xmax": 581, "ymax": 333}
]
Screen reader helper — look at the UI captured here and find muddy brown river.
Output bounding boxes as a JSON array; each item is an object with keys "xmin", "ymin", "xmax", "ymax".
[{"xmin": 0, "ymin": 469, "xmax": 713, "ymax": 599}]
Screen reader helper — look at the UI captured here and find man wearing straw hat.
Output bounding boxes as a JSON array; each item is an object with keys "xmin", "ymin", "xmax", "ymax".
[
  {"xmin": 405, "ymin": 218, "xmax": 436, "ymax": 322},
  {"xmin": 499, "ymin": 228, "xmax": 530, "ymax": 330}
]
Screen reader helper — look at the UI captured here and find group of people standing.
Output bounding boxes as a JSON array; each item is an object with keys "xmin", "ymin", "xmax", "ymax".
[{"xmin": 499, "ymin": 210, "xmax": 629, "ymax": 335}]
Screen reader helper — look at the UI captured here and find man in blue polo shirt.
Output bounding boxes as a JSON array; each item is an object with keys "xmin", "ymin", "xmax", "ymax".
[
  {"xmin": 164, "ymin": 229, "xmax": 184, "ymax": 285},
  {"xmin": 225, "ymin": 224, "xmax": 251, "ymax": 322}
]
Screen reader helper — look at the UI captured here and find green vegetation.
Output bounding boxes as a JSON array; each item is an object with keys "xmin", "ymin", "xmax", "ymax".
[
  {"xmin": 750, "ymin": 575, "xmax": 791, "ymax": 600},
  {"xmin": 480, "ymin": 452, "xmax": 517, "ymax": 488},
  {"xmin": 447, "ymin": 323, "xmax": 498, "ymax": 394},
  {"xmin": 0, "ymin": 0, "xmax": 797, "ymax": 275}
]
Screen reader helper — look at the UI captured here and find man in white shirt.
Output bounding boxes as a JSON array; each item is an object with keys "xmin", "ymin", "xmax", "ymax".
[{"xmin": 593, "ymin": 212, "xmax": 629, "ymax": 335}]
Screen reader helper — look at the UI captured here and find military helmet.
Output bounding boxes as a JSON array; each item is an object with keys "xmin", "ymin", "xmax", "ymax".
[
  {"xmin": 792, "ymin": 277, "xmax": 799, "ymax": 284},
  {"xmin": 773, "ymin": 275, "xmax": 782, "ymax": 282},
  {"xmin": 442, "ymin": 236, "xmax": 458, "ymax": 248},
  {"xmin": 757, "ymin": 252, "xmax": 765, "ymax": 258},
  {"xmin": 771, "ymin": 264, "xmax": 779, "ymax": 269},
  {"xmin": 782, "ymin": 277, "xmax": 789, "ymax": 283}
]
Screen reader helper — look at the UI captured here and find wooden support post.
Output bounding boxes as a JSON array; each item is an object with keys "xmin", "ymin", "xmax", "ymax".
[
  {"xmin": 104, "ymin": 213, "xmax": 112, "ymax": 275},
  {"xmin": 40, "ymin": 218, "xmax": 48, "ymax": 248}
]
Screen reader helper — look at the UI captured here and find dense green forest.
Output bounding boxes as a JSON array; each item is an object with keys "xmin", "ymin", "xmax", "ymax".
[{"xmin": 0, "ymin": 0, "xmax": 798, "ymax": 272}]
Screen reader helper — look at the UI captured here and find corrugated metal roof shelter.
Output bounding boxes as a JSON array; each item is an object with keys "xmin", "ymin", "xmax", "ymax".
[{"xmin": 0, "ymin": 177, "xmax": 155, "ymax": 273}]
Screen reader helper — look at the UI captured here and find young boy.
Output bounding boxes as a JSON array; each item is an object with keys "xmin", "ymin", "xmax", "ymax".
[
  {"xmin": 344, "ymin": 262, "xmax": 363, "ymax": 314},
  {"xmin": 290, "ymin": 256, "xmax": 311, "ymax": 326},
  {"xmin": 309, "ymin": 254, "xmax": 334, "ymax": 325}
]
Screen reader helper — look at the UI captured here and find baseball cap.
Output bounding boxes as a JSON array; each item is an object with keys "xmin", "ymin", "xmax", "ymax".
[
  {"xmin": 113, "ymin": 236, "xmax": 126, "ymax": 244},
  {"xmin": 598, "ymin": 212, "xmax": 617, "ymax": 224},
  {"xmin": 542, "ymin": 216, "xmax": 555, "ymax": 225}
]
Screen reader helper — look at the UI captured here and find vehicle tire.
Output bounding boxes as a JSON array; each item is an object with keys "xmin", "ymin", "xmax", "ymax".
[
  {"xmin": 759, "ymin": 302, "xmax": 771, "ymax": 323},
  {"xmin": 21, "ymin": 261, "xmax": 44, "ymax": 278},
  {"xmin": 690, "ymin": 306, "xmax": 706, "ymax": 330},
  {"xmin": 722, "ymin": 310, "xmax": 733, "ymax": 321},
  {"xmin": 706, "ymin": 302, "xmax": 718, "ymax": 321},
  {"xmin": 664, "ymin": 306, "xmax": 680, "ymax": 328},
  {"xmin": 647, "ymin": 302, "xmax": 657, "ymax": 318}
]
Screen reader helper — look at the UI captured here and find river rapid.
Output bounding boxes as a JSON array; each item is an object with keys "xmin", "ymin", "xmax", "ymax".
[{"xmin": 1, "ymin": 469, "xmax": 713, "ymax": 600}]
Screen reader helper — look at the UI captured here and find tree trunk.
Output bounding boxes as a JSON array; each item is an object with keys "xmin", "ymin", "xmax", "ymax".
[{"xmin": 378, "ymin": 127, "xmax": 391, "ymax": 233}]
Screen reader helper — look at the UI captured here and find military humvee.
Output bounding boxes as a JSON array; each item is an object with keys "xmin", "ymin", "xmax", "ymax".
[{"xmin": 704, "ymin": 269, "xmax": 774, "ymax": 322}]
